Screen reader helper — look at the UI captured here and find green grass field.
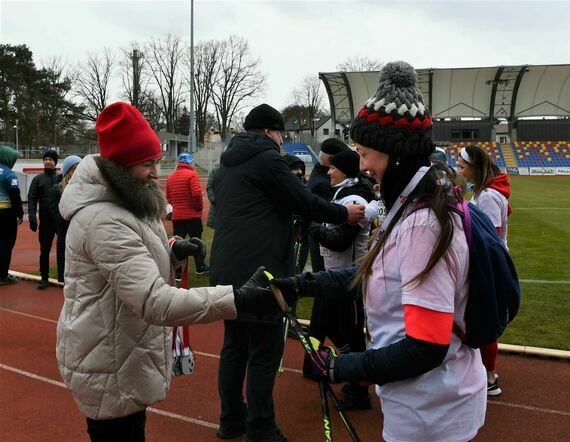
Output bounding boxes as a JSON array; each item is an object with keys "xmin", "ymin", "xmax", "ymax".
[{"xmin": 48, "ymin": 176, "xmax": 570, "ymax": 350}]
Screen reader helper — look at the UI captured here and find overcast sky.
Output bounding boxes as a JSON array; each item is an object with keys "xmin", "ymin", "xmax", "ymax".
[{"xmin": 2, "ymin": 0, "xmax": 569, "ymax": 112}]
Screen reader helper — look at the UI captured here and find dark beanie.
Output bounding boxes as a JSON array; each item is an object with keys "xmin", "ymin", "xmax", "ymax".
[
  {"xmin": 350, "ymin": 61, "xmax": 433, "ymax": 160},
  {"xmin": 284, "ymin": 154, "xmax": 306, "ymax": 174},
  {"xmin": 43, "ymin": 149, "xmax": 59, "ymax": 164},
  {"xmin": 320, "ymin": 138, "xmax": 351, "ymax": 156},
  {"xmin": 330, "ymin": 150, "xmax": 360, "ymax": 178},
  {"xmin": 244, "ymin": 104, "xmax": 285, "ymax": 131}
]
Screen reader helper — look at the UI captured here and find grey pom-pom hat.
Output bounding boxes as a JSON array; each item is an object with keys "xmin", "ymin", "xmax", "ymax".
[{"xmin": 350, "ymin": 61, "xmax": 433, "ymax": 159}]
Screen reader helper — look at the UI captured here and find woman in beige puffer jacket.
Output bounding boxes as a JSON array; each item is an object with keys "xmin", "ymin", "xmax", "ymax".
[{"xmin": 56, "ymin": 102, "xmax": 277, "ymax": 441}]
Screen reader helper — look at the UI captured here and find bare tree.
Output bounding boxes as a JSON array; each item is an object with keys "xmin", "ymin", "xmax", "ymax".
[
  {"xmin": 210, "ymin": 36, "xmax": 265, "ymax": 140},
  {"xmin": 292, "ymin": 76, "xmax": 324, "ymax": 137},
  {"xmin": 37, "ymin": 57, "xmax": 83, "ymax": 145},
  {"xmin": 73, "ymin": 48, "xmax": 116, "ymax": 122},
  {"xmin": 184, "ymin": 40, "xmax": 221, "ymax": 145},
  {"xmin": 145, "ymin": 34, "xmax": 186, "ymax": 133},
  {"xmin": 336, "ymin": 55, "xmax": 384, "ymax": 72}
]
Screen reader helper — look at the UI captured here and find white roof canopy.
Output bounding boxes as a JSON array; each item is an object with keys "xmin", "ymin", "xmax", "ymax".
[{"xmin": 319, "ymin": 64, "xmax": 570, "ymax": 125}]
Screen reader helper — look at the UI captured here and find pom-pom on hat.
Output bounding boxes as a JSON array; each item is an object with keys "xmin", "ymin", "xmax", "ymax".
[
  {"xmin": 96, "ymin": 102, "xmax": 162, "ymax": 168},
  {"xmin": 330, "ymin": 150, "xmax": 360, "ymax": 178},
  {"xmin": 61, "ymin": 155, "xmax": 82, "ymax": 177},
  {"xmin": 244, "ymin": 104, "xmax": 285, "ymax": 131},
  {"xmin": 320, "ymin": 138, "xmax": 351, "ymax": 156},
  {"xmin": 177, "ymin": 153, "xmax": 194, "ymax": 165},
  {"xmin": 350, "ymin": 61, "xmax": 433, "ymax": 160},
  {"xmin": 43, "ymin": 149, "xmax": 59, "ymax": 164}
]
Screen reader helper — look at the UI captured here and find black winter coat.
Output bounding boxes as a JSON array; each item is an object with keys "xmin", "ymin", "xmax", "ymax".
[
  {"xmin": 307, "ymin": 164, "xmax": 332, "ymax": 201},
  {"xmin": 28, "ymin": 169, "xmax": 58, "ymax": 222},
  {"xmin": 210, "ymin": 132, "xmax": 348, "ymax": 289}
]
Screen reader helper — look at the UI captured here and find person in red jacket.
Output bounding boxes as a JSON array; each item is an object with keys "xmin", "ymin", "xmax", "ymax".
[{"xmin": 166, "ymin": 153, "xmax": 209, "ymax": 276}]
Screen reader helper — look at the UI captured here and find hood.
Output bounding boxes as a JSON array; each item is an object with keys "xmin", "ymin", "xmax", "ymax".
[
  {"xmin": 489, "ymin": 173, "xmax": 510, "ymax": 200},
  {"xmin": 221, "ymin": 132, "xmax": 279, "ymax": 167},
  {"xmin": 176, "ymin": 163, "xmax": 195, "ymax": 171},
  {"xmin": 335, "ymin": 179, "xmax": 376, "ymax": 203},
  {"xmin": 0, "ymin": 145, "xmax": 18, "ymax": 168},
  {"xmin": 489, "ymin": 172, "xmax": 512, "ymax": 216},
  {"xmin": 59, "ymin": 155, "xmax": 115, "ymax": 221},
  {"xmin": 284, "ymin": 154, "xmax": 306, "ymax": 175},
  {"xmin": 60, "ymin": 154, "xmax": 165, "ymax": 221}
]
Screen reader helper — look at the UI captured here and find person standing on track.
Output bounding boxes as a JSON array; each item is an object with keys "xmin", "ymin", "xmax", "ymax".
[
  {"xmin": 166, "ymin": 152, "xmax": 210, "ymax": 277},
  {"xmin": 0, "ymin": 145, "xmax": 23, "ymax": 285},
  {"xmin": 457, "ymin": 144, "xmax": 512, "ymax": 396},
  {"xmin": 210, "ymin": 103, "xmax": 365, "ymax": 442},
  {"xmin": 274, "ymin": 61, "xmax": 487, "ymax": 442},
  {"xmin": 28, "ymin": 148, "xmax": 59, "ymax": 289},
  {"xmin": 56, "ymin": 101, "xmax": 287, "ymax": 442},
  {"xmin": 48, "ymin": 155, "xmax": 82, "ymax": 283}
]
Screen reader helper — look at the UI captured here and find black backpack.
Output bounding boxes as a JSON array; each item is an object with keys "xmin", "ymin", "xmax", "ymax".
[{"xmin": 451, "ymin": 196, "xmax": 522, "ymax": 348}]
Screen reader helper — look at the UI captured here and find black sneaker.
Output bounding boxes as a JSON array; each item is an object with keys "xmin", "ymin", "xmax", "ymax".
[
  {"xmin": 0, "ymin": 275, "xmax": 18, "ymax": 285},
  {"xmin": 196, "ymin": 264, "xmax": 210, "ymax": 275},
  {"xmin": 216, "ymin": 422, "xmax": 245, "ymax": 440},
  {"xmin": 487, "ymin": 379, "xmax": 502, "ymax": 396},
  {"xmin": 38, "ymin": 279, "xmax": 50, "ymax": 290},
  {"xmin": 244, "ymin": 428, "xmax": 288, "ymax": 442}
]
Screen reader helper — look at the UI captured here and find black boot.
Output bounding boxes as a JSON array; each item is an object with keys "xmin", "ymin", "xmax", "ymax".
[{"xmin": 38, "ymin": 278, "xmax": 49, "ymax": 290}]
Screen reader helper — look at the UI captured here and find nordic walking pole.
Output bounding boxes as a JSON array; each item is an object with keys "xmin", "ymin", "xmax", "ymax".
[{"xmin": 263, "ymin": 271, "xmax": 360, "ymax": 442}]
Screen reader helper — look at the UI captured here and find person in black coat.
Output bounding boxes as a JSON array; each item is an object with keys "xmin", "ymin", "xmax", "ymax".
[
  {"xmin": 28, "ymin": 149, "xmax": 59, "ymax": 289},
  {"xmin": 48, "ymin": 155, "xmax": 81, "ymax": 283},
  {"xmin": 210, "ymin": 104, "xmax": 364, "ymax": 442}
]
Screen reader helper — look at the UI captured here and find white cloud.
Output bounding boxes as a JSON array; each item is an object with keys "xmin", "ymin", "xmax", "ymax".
[{"xmin": 1, "ymin": 0, "xmax": 569, "ymax": 111}]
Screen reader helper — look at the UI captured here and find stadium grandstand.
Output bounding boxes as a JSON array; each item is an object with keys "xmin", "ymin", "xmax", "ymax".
[{"xmin": 318, "ymin": 64, "xmax": 570, "ymax": 173}]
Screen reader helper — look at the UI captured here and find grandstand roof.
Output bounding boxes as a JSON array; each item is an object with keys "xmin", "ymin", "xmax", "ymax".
[{"xmin": 319, "ymin": 64, "xmax": 570, "ymax": 126}]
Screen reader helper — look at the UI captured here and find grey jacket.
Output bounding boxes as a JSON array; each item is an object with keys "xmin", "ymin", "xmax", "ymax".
[{"xmin": 56, "ymin": 154, "xmax": 236, "ymax": 419}]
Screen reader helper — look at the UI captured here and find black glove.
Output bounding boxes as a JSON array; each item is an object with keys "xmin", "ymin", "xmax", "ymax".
[
  {"xmin": 29, "ymin": 217, "xmax": 38, "ymax": 232},
  {"xmin": 271, "ymin": 276, "xmax": 302, "ymax": 306},
  {"xmin": 306, "ymin": 340, "xmax": 338, "ymax": 384},
  {"xmin": 233, "ymin": 266, "xmax": 280, "ymax": 318},
  {"xmin": 172, "ymin": 238, "xmax": 206, "ymax": 261}
]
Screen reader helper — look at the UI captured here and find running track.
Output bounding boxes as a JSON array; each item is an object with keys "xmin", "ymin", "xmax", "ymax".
[{"xmin": 3, "ymin": 199, "xmax": 569, "ymax": 440}]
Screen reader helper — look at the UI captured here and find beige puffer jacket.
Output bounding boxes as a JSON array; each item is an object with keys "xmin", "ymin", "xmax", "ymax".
[{"xmin": 56, "ymin": 155, "xmax": 236, "ymax": 420}]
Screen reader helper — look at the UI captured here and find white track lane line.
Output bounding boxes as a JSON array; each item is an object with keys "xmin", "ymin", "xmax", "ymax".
[
  {"xmin": 1, "ymin": 309, "xmax": 567, "ymax": 417},
  {"xmin": 0, "ymin": 363, "xmax": 220, "ymax": 429}
]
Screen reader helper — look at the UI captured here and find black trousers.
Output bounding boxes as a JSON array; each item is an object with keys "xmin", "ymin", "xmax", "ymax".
[
  {"xmin": 55, "ymin": 223, "xmax": 68, "ymax": 282},
  {"xmin": 0, "ymin": 209, "xmax": 18, "ymax": 278},
  {"xmin": 86, "ymin": 410, "xmax": 146, "ymax": 442},
  {"xmin": 218, "ymin": 319, "xmax": 285, "ymax": 436},
  {"xmin": 308, "ymin": 235, "xmax": 325, "ymax": 272},
  {"xmin": 38, "ymin": 218, "xmax": 57, "ymax": 279},
  {"xmin": 172, "ymin": 218, "xmax": 206, "ymax": 270}
]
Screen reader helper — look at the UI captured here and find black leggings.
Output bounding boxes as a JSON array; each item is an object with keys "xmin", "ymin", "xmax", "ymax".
[
  {"xmin": 86, "ymin": 410, "xmax": 146, "ymax": 442},
  {"xmin": 0, "ymin": 209, "xmax": 18, "ymax": 278}
]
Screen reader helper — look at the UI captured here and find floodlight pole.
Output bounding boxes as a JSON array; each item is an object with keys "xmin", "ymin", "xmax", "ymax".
[
  {"xmin": 14, "ymin": 119, "xmax": 19, "ymax": 151},
  {"xmin": 188, "ymin": 0, "xmax": 196, "ymax": 153}
]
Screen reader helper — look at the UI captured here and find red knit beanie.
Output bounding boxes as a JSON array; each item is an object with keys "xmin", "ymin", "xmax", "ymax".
[{"xmin": 96, "ymin": 102, "xmax": 162, "ymax": 168}]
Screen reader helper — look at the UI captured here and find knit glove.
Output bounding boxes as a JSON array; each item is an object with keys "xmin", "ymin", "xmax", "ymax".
[
  {"xmin": 271, "ymin": 276, "xmax": 302, "ymax": 304},
  {"xmin": 233, "ymin": 266, "xmax": 280, "ymax": 318},
  {"xmin": 306, "ymin": 340, "xmax": 338, "ymax": 384},
  {"xmin": 172, "ymin": 238, "xmax": 206, "ymax": 261},
  {"xmin": 29, "ymin": 217, "xmax": 38, "ymax": 232}
]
